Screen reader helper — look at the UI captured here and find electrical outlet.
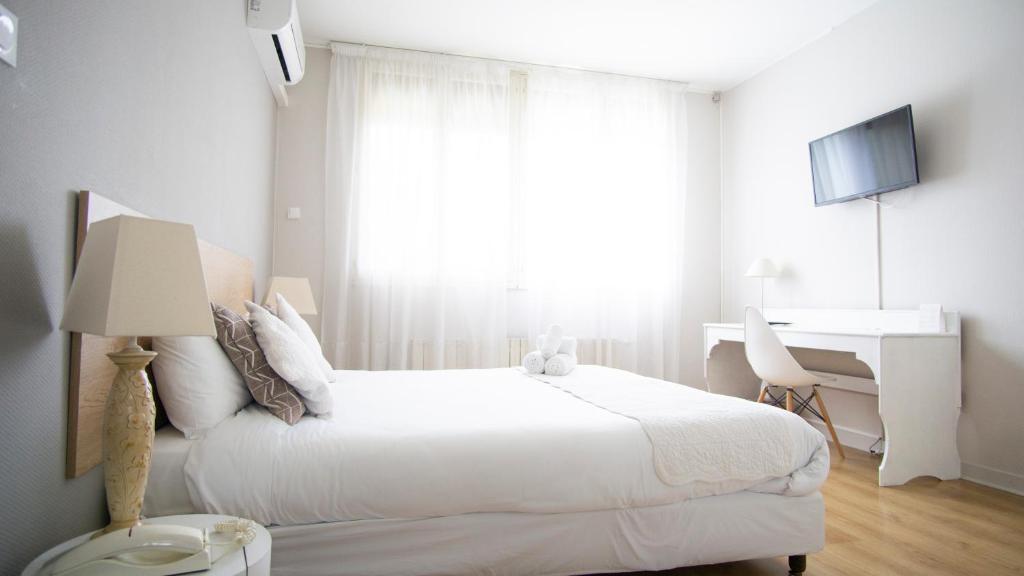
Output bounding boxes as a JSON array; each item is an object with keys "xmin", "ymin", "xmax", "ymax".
[
  {"xmin": 287, "ymin": 207, "xmax": 301, "ymax": 220},
  {"xmin": 0, "ymin": 3, "xmax": 17, "ymax": 68}
]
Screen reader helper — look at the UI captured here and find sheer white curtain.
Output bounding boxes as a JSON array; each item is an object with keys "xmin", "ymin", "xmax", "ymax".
[
  {"xmin": 517, "ymin": 69, "xmax": 687, "ymax": 381},
  {"xmin": 323, "ymin": 43, "xmax": 688, "ymax": 378},
  {"xmin": 322, "ymin": 45, "xmax": 511, "ymax": 370}
]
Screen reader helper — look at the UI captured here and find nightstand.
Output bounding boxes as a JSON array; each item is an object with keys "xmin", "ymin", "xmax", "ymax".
[{"xmin": 21, "ymin": 514, "xmax": 271, "ymax": 576}]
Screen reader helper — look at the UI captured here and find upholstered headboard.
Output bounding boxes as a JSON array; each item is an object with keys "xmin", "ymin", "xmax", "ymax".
[{"xmin": 66, "ymin": 191, "xmax": 254, "ymax": 478}]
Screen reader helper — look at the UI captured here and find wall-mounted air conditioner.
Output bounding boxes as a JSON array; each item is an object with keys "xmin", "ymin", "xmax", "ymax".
[{"xmin": 247, "ymin": 0, "xmax": 305, "ymax": 106}]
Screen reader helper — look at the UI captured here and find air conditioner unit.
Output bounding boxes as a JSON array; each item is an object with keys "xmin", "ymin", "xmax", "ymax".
[{"xmin": 247, "ymin": 0, "xmax": 305, "ymax": 106}]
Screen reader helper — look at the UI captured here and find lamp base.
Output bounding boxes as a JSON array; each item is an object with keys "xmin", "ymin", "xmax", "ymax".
[{"xmin": 99, "ymin": 343, "xmax": 157, "ymax": 536}]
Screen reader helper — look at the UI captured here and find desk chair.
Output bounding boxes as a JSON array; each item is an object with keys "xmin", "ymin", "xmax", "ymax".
[{"xmin": 744, "ymin": 307, "xmax": 845, "ymax": 459}]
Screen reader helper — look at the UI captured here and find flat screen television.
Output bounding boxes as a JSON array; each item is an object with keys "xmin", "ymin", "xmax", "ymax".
[{"xmin": 809, "ymin": 105, "xmax": 919, "ymax": 206}]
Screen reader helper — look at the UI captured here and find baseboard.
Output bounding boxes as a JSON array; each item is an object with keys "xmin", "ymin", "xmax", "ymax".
[
  {"xmin": 805, "ymin": 419, "xmax": 880, "ymax": 453},
  {"xmin": 961, "ymin": 462, "xmax": 1024, "ymax": 497}
]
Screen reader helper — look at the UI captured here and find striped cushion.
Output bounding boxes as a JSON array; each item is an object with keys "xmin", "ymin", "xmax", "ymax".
[{"xmin": 211, "ymin": 303, "xmax": 306, "ymax": 425}]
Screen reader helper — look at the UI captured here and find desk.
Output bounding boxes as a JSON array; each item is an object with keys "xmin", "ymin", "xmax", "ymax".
[{"xmin": 704, "ymin": 308, "xmax": 961, "ymax": 487}]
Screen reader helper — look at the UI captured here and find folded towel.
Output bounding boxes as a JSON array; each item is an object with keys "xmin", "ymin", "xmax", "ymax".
[
  {"xmin": 537, "ymin": 335, "xmax": 577, "ymax": 358},
  {"xmin": 539, "ymin": 325, "xmax": 564, "ymax": 359},
  {"xmin": 522, "ymin": 350, "xmax": 546, "ymax": 374},
  {"xmin": 544, "ymin": 353, "xmax": 577, "ymax": 376}
]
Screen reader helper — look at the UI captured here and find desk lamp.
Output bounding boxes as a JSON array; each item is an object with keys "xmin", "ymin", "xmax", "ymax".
[{"xmin": 745, "ymin": 257, "xmax": 779, "ymax": 311}]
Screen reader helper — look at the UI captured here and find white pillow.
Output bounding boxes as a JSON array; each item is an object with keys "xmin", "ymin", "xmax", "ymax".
[
  {"xmin": 275, "ymin": 293, "xmax": 335, "ymax": 382},
  {"xmin": 152, "ymin": 336, "xmax": 252, "ymax": 439},
  {"xmin": 245, "ymin": 301, "xmax": 334, "ymax": 416}
]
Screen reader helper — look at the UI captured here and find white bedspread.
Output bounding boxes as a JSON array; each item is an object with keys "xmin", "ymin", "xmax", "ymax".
[
  {"xmin": 183, "ymin": 366, "xmax": 828, "ymax": 526},
  {"xmin": 532, "ymin": 366, "xmax": 818, "ymax": 488}
]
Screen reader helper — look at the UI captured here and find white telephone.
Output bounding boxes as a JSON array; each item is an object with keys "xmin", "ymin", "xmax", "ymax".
[{"xmin": 49, "ymin": 524, "xmax": 211, "ymax": 576}]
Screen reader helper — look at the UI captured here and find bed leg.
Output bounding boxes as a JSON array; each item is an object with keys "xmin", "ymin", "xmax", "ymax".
[{"xmin": 788, "ymin": 554, "xmax": 807, "ymax": 575}]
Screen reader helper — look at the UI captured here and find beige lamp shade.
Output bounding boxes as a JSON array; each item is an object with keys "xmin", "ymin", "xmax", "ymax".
[
  {"xmin": 60, "ymin": 215, "xmax": 215, "ymax": 337},
  {"xmin": 745, "ymin": 258, "xmax": 780, "ymax": 278},
  {"xmin": 264, "ymin": 276, "xmax": 317, "ymax": 315}
]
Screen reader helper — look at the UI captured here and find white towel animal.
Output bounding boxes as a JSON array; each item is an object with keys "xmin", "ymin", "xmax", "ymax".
[
  {"xmin": 539, "ymin": 325, "xmax": 564, "ymax": 359},
  {"xmin": 522, "ymin": 350, "xmax": 546, "ymax": 374},
  {"xmin": 544, "ymin": 353, "xmax": 577, "ymax": 376},
  {"xmin": 534, "ymin": 334, "xmax": 578, "ymax": 376},
  {"xmin": 537, "ymin": 335, "xmax": 577, "ymax": 358},
  {"xmin": 524, "ymin": 327, "xmax": 579, "ymax": 376}
]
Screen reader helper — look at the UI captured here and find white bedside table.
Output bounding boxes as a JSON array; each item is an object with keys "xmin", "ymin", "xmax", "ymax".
[{"xmin": 21, "ymin": 514, "xmax": 271, "ymax": 576}]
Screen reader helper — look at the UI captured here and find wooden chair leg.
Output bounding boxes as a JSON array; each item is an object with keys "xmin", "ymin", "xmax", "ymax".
[
  {"xmin": 785, "ymin": 388, "xmax": 794, "ymax": 412},
  {"xmin": 756, "ymin": 383, "xmax": 768, "ymax": 404},
  {"xmin": 813, "ymin": 385, "xmax": 845, "ymax": 459}
]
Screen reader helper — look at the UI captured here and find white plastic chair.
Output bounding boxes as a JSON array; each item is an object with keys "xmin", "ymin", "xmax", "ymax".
[{"xmin": 744, "ymin": 307, "xmax": 845, "ymax": 458}]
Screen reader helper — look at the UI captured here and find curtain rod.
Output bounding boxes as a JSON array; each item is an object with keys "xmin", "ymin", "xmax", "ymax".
[{"xmin": 307, "ymin": 40, "xmax": 692, "ymax": 90}]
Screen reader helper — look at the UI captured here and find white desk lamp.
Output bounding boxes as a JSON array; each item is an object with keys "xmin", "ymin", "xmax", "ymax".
[
  {"xmin": 263, "ymin": 275, "xmax": 317, "ymax": 316},
  {"xmin": 60, "ymin": 215, "xmax": 214, "ymax": 535},
  {"xmin": 745, "ymin": 257, "xmax": 779, "ymax": 311}
]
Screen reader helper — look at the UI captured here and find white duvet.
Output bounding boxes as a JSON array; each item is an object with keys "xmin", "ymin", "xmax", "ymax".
[{"xmin": 184, "ymin": 366, "xmax": 828, "ymax": 526}]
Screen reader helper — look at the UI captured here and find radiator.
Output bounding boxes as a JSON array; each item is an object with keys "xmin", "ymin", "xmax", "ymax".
[
  {"xmin": 403, "ymin": 338, "xmax": 531, "ymax": 370},
  {"xmin": 403, "ymin": 338, "xmax": 619, "ymax": 370}
]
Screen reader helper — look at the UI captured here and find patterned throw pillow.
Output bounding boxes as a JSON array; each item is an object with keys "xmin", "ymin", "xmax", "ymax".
[{"xmin": 211, "ymin": 303, "xmax": 306, "ymax": 425}]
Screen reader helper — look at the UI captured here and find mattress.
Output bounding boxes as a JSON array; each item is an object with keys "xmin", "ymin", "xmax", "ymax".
[{"xmin": 162, "ymin": 366, "xmax": 828, "ymax": 526}]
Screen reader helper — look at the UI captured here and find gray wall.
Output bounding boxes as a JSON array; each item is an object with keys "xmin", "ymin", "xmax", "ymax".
[
  {"xmin": 721, "ymin": 0, "xmax": 1024, "ymax": 492},
  {"xmin": 0, "ymin": 1, "xmax": 276, "ymax": 571},
  {"xmin": 271, "ymin": 46, "xmax": 331, "ymax": 334}
]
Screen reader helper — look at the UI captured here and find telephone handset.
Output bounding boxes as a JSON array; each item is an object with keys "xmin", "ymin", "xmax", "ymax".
[{"xmin": 49, "ymin": 524, "xmax": 212, "ymax": 576}]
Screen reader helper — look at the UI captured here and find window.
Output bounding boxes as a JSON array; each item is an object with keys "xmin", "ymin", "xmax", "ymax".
[
  {"xmin": 353, "ymin": 61, "xmax": 682, "ymax": 295},
  {"xmin": 323, "ymin": 44, "xmax": 686, "ymax": 373}
]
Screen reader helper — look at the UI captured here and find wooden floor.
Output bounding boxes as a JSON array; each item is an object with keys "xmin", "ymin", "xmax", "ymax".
[{"xmin": 611, "ymin": 447, "xmax": 1024, "ymax": 576}]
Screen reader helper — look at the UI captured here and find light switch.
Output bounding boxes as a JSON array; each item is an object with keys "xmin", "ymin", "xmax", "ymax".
[
  {"xmin": 287, "ymin": 207, "xmax": 301, "ymax": 220},
  {"xmin": 0, "ymin": 3, "xmax": 17, "ymax": 68}
]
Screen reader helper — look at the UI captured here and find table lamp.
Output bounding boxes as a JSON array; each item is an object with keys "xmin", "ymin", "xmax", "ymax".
[
  {"xmin": 263, "ymin": 276, "xmax": 317, "ymax": 316},
  {"xmin": 60, "ymin": 215, "xmax": 215, "ymax": 535},
  {"xmin": 745, "ymin": 257, "xmax": 779, "ymax": 311}
]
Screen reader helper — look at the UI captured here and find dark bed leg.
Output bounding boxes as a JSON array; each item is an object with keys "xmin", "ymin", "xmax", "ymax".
[{"xmin": 788, "ymin": 554, "xmax": 807, "ymax": 575}]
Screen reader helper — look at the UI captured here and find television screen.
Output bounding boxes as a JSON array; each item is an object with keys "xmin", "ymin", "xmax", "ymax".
[{"xmin": 809, "ymin": 105, "xmax": 919, "ymax": 206}]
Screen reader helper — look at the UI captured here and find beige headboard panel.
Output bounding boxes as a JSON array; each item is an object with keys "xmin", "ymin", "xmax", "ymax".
[{"xmin": 67, "ymin": 191, "xmax": 253, "ymax": 478}]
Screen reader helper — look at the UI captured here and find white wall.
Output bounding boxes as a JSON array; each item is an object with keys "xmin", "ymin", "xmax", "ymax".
[
  {"xmin": 272, "ymin": 49, "xmax": 723, "ymax": 387},
  {"xmin": 679, "ymin": 93, "xmax": 722, "ymax": 388},
  {"xmin": 721, "ymin": 0, "xmax": 1024, "ymax": 490},
  {"xmin": 0, "ymin": 2, "xmax": 277, "ymax": 572}
]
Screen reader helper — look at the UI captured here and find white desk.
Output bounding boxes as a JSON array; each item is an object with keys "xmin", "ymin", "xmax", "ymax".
[{"xmin": 704, "ymin": 308, "xmax": 961, "ymax": 487}]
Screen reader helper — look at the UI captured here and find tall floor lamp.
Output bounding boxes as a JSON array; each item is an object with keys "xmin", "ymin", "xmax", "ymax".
[
  {"xmin": 60, "ymin": 215, "xmax": 215, "ymax": 534},
  {"xmin": 745, "ymin": 257, "xmax": 779, "ymax": 311}
]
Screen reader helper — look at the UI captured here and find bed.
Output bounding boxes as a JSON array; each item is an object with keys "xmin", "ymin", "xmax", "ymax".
[
  {"xmin": 144, "ymin": 365, "xmax": 828, "ymax": 576},
  {"xmin": 71, "ymin": 192, "xmax": 827, "ymax": 575}
]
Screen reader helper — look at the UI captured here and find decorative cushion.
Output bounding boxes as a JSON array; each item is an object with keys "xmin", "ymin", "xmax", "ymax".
[
  {"xmin": 245, "ymin": 302, "xmax": 334, "ymax": 416},
  {"xmin": 274, "ymin": 293, "xmax": 335, "ymax": 382},
  {"xmin": 211, "ymin": 303, "xmax": 306, "ymax": 425},
  {"xmin": 152, "ymin": 335, "xmax": 252, "ymax": 439}
]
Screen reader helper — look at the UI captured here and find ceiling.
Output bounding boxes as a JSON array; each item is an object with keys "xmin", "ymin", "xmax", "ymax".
[{"xmin": 297, "ymin": 0, "xmax": 879, "ymax": 91}]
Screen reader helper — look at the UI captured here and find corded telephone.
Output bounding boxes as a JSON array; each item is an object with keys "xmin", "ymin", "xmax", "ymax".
[{"xmin": 49, "ymin": 524, "xmax": 211, "ymax": 576}]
